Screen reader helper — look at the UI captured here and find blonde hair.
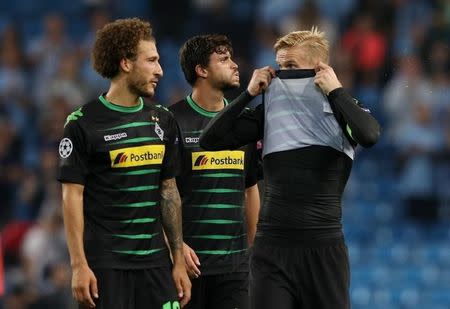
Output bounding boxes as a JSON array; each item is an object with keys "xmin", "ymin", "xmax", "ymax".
[{"xmin": 274, "ymin": 27, "xmax": 329, "ymax": 64}]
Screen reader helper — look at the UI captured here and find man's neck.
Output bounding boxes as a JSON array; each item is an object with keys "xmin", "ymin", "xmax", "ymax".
[
  {"xmin": 105, "ymin": 78, "xmax": 140, "ymax": 107},
  {"xmin": 191, "ymin": 84, "xmax": 225, "ymax": 112}
]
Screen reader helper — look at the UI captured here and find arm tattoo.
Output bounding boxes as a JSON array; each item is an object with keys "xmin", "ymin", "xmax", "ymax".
[{"xmin": 160, "ymin": 178, "xmax": 183, "ymax": 253}]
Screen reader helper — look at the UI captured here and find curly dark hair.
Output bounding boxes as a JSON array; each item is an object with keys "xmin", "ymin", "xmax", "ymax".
[
  {"xmin": 179, "ymin": 34, "xmax": 233, "ymax": 86},
  {"xmin": 92, "ymin": 18, "xmax": 154, "ymax": 79}
]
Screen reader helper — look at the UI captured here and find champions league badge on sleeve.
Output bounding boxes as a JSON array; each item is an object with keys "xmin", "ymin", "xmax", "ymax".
[{"xmin": 59, "ymin": 138, "xmax": 73, "ymax": 158}]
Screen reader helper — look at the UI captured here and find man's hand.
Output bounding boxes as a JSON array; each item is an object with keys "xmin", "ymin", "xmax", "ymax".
[
  {"xmin": 183, "ymin": 242, "xmax": 201, "ymax": 278},
  {"xmin": 72, "ymin": 264, "xmax": 98, "ymax": 308},
  {"xmin": 247, "ymin": 66, "xmax": 276, "ymax": 96},
  {"xmin": 314, "ymin": 61, "xmax": 342, "ymax": 95},
  {"xmin": 172, "ymin": 262, "xmax": 192, "ymax": 308}
]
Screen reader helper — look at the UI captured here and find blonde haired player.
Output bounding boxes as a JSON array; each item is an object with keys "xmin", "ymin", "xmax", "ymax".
[{"xmin": 200, "ymin": 28, "xmax": 380, "ymax": 309}]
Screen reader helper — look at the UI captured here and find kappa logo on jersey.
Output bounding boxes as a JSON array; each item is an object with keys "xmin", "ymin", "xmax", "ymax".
[
  {"xmin": 104, "ymin": 132, "xmax": 127, "ymax": 141},
  {"xmin": 185, "ymin": 136, "xmax": 199, "ymax": 144},
  {"xmin": 59, "ymin": 138, "xmax": 73, "ymax": 158},
  {"xmin": 109, "ymin": 145, "xmax": 165, "ymax": 168},
  {"xmin": 192, "ymin": 151, "xmax": 244, "ymax": 170}
]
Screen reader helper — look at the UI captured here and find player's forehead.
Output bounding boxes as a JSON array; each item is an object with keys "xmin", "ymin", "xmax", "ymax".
[
  {"xmin": 136, "ymin": 39, "xmax": 158, "ymax": 58},
  {"xmin": 210, "ymin": 46, "xmax": 231, "ymax": 59},
  {"xmin": 276, "ymin": 46, "xmax": 303, "ymax": 64}
]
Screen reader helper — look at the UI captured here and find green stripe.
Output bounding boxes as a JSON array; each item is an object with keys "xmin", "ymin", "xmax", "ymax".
[
  {"xmin": 346, "ymin": 124, "xmax": 355, "ymax": 140},
  {"xmin": 191, "ymin": 219, "xmax": 242, "ymax": 224},
  {"xmin": 120, "ymin": 218, "xmax": 156, "ymax": 224},
  {"xmin": 186, "ymin": 95, "xmax": 228, "ymax": 118},
  {"xmin": 183, "ymin": 130, "xmax": 203, "ymax": 134},
  {"xmin": 119, "ymin": 185, "xmax": 159, "ymax": 192},
  {"xmin": 185, "ymin": 234, "xmax": 246, "ymax": 240},
  {"xmin": 193, "ymin": 173, "xmax": 241, "ymax": 178},
  {"xmin": 193, "ymin": 188, "xmax": 242, "ymax": 193},
  {"xmin": 110, "ymin": 137, "xmax": 160, "ymax": 145},
  {"xmin": 112, "ymin": 201, "xmax": 157, "ymax": 207},
  {"xmin": 112, "ymin": 233, "xmax": 159, "ymax": 239},
  {"xmin": 112, "ymin": 248, "xmax": 164, "ymax": 255},
  {"xmin": 196, "ymin": 249, "xmax": 246, "ymax": 255},
  {"xmin": 102, "ymin": 121, "xmax": 154, "ymax": 131},
  {"xmin": 190, "ymin": 204, "xmax": 241, "ymax": 209},
  {"xmin": 113, "ymin": 169, "xmax": 160, "ymax": 176},
  {"xmin": 99, "ymin": 95, "xmax": 143, "ymax": 113}
]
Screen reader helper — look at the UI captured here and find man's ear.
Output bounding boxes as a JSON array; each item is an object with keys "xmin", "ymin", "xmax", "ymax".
[
  {"xmin": 195, "ymin": 64, "xmax": 208, "ymax": 79},
  {"xmin": 120, "ymin": 58, "xmax": 133, "ymax": 73}
]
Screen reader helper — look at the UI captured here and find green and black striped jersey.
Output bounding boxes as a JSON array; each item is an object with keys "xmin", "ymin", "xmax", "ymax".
[
  {"xmin": 57, "ymin": 95, "xmax": 179, "ymax": 269},
  {"xmin": 169, "ymin": 95, "xmax": 258, "ymax": 275}
]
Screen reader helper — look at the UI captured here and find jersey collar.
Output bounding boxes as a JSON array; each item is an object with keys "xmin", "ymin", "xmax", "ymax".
[
  {"xmin": 186, "ymin": 95, "xmax": 228, "ymax": 118},
  {"xmin": 99, "ymin": 95, "xmax": 144, "ymax": 113}
]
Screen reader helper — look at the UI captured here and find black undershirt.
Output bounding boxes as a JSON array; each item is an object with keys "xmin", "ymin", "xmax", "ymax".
[{"xmin": 200, "ymin": 75, "xmax": 380, "ymax": 242}]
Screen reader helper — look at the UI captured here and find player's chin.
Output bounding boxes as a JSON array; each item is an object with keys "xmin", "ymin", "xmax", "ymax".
[
  {"xmin": 229, "ymin": 79, "xmax": 240, "ymax": 88},
  {"xmin": 143, "ymin": 86, "xmax": 155, "ymax": 97}
]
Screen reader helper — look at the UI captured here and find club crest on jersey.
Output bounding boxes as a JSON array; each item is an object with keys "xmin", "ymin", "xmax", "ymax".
[
  {"xmin": 155, "ymin": 122, "xmax": 164, "ymax": 141},
  {"xmin": 192, "ymin": 151, "xmax": 244, "ymax": 170}
]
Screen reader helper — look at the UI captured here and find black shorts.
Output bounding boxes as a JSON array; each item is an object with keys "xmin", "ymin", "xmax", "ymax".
[
  {"xmin": 184, "ymin": 272, "xmax": 248, "ymax": 309},
  {"xmin": 249, "ymin": 237, "xmax": 350, "ymax": 309},
  {"xmin": 79, "ymin": 267, "xmax": 179, "ymax": 309}
]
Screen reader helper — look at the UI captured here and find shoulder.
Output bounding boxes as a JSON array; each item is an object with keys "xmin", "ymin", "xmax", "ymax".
[
  {"xmin": 64, "ymin": 98, "xmax": 101, "ymax": 128},
  {"xmin": 167, "ymin": 99, "xmax": 187, "ymax": 115}
]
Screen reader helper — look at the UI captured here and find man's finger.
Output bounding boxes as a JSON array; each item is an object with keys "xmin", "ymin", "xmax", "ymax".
[
  {"xmin": 90, "ymin": 277, "xmax": 99, "ymax": 299},
  {"xmin": 180, "ymin": 279, "xmax": 191, "ymax": 307},
  {"xmin": 73, "ymin": 289, "xmax": 81, "ymax": 303},
  {"xmin": 185, "ymin": 252, "xmax": 200, "ymax": 275},
  {"xmin": 190, "ymin": 249, "xmax": 200, "ymax": 266},
  {"xmin": 268, "ymin": 67, "xmax": 276, "ymax": 77},
  {"xmin": 176, "ymin": 279, "xmax": 184, "ymax": 298},
  {"xmin": 81, "ymin": 286, "xmax": 96, "ymax": 308},
  {"xmin": 316, "ymin": 61, "xmax": 329, "ymax": 70}
]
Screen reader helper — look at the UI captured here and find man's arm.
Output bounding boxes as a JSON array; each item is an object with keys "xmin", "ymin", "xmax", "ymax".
[
  {"xmin": 62, "ymin": 183, "xmax": 98, "ymax": 308},
  {"xmin": 314, "ymin": 62, "xmax": 381, "ymax": 147},
  {"xmin": 199, "ymin": 67, "xmax": 275, "ymax": 150},
  {"xmin": 160, "ymin": 178, "xmax": 191, "ymax": 307},
  {"xmin": 244, "ymin": 184, "xmax": 260, "ymax": 246}
]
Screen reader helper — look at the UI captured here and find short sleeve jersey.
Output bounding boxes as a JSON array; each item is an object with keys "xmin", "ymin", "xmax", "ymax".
[
  {"xmin": 169, "ymin": 96, "xmax": 258, "ymax": 275},
  {"xmin": 57, "ymin": 95, "xmax": 178, "ymax": 269}
]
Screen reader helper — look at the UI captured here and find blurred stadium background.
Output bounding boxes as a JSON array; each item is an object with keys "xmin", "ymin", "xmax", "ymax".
[{"xmin": 0, "ymin": 0, "xmax": 448, "ymax": 308}]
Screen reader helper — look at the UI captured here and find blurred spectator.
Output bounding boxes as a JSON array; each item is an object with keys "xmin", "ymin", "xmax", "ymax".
[
  {"xmin": 382, "ymin": 54, "xmax": 433, "ymax": 140},
  {"xmin": 392, "ymin": 0, "xmax": 434, "ymax": 57},
  {"xmin": 0, "ymin": 28, "xmax": 27, "ymax": 101},
  {"xmin": 26, "ymin": 13, "xmax": 73, "ymax": 106},
  {"xmin": 280, "ymin": 0, "xmax": 337, "ymax": 46},
  {"xmin": 341, "ymin": 14, "xmax": 387, "ymax": 76},
  {"xmin": 45, "ymin": 52, "xmax": 87, "ymax": 109},
  {"xmin": 395, "ymin": 103, "xmax": 444, "ymax": 221},
  {"xmin": 0, "ymin": 116, "xmax": 24, "ymax": 225},
  {"xmin": 80, "ymin": 8, "xmax": 110, "ymax": 98},
  {"xmin": 20, "ymin": 208, "xmax": 67, "ymax": 293}
]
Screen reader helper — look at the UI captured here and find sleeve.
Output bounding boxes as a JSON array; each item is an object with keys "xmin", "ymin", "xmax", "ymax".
[
  {"xmin": 327, "ymin": 87, "xmax": 381, "ymax": 148},
  {"xmin": 199, "ymin": 91, "xmax": 264, "ymax": 150},
  {"xmin": 57, "ymin": 121, "xmax": 89, "ymax": 184},
  {"xmin": 160, "ymin": 114, "xmax": 180, "ymax": 180},
  {"xmin": 244, "ymin": 143, "xmax": 259, "ymax": 188}
]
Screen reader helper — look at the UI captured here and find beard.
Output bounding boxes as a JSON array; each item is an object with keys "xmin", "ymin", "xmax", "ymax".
[
  {"xmin": 214, "ymin": 78, "xmax": 240, "ymax": 92},
  {"xmin": 127, "ymin": 76, "xmax": 154, "ymax": 98}
]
